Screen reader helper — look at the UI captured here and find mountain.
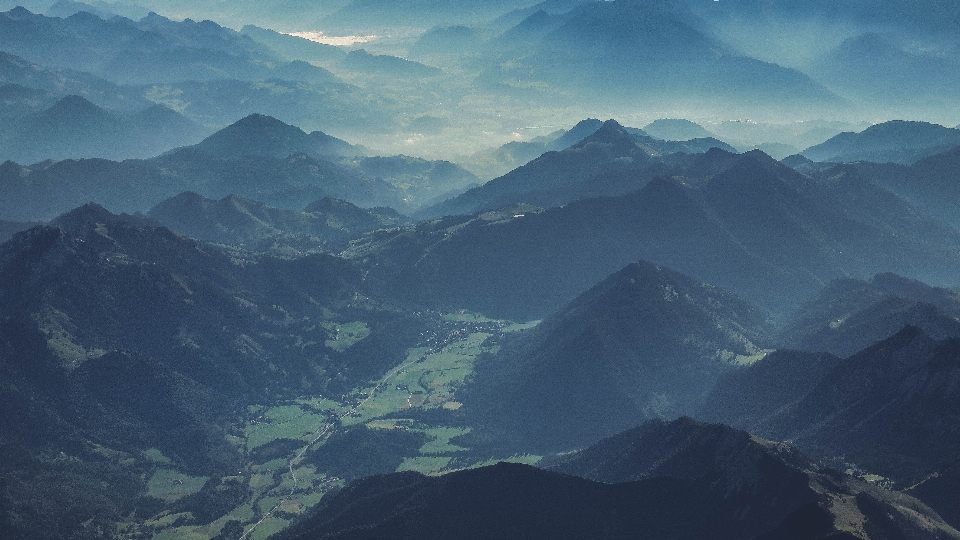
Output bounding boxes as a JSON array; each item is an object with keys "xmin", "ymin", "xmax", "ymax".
[
  {"xmin": 810, "ymin": 32, "xmax": 960, "ymax": 120},
  {"xmin": 459, "ymin": 260, "xmax": 774, "ymax": 452},
  {"xmin": 192, "ymin": 113, "xmax": 363, "ymax": 161},
  {"xmin": 697, "ymin": 349, "xmax": 842, "ymax": 433},
  {"xmin": 695, "ymin": 0, "xmax": 960, "ymax": 34},
  {"xmin": 0, "ymin": 95, "xmax": 210, "ymax": 163},
  {"xmin": 409, "ymin": 24, "xmax": 486, "ymax": 57},
  {"xmin": 147, "ymin": 191, "xmax": 409, "ymax": 249},
  {"xmin": 240, "ymin": 25, "xmax": 348, "ymax": 65},
  {"xmin": 45, "ymin": 0, "xmax": 117, "ymax": 19},
  {"xmin": 422, "ymin": 120, "xmax": 654, "ymax": 217},
  {"xmin": 478, "ymin": 0, "xmax": 848, "ymax": 117},
  {"xmin": 907, "ymin": 461, "xmax": 960, "ymax": 531},
  {"xmin": 0, "ymin": 7, "xmax": 282, "ymax": 84},
  {"xmin": 338, "ymin": 49, "xmax": 444, "ymax": 78},
  {"xmin": 0, "ymin": 203, "xmax": 428, "ymax": 538},
  {"xmin": 352, "ymin": 154, "xmax": 481, "ymax": 208},
  {"xmin": 0, "ymin": 82, "xmax": 58, "ymax": 120},
  {"xmin": 642, "ymin": 118, "xmax": 714, "ymax": 141},
  {"xmin": 273, "ymin": 418, "xmax": 959, "ymax": 540},
  {"xmin": 320, "ymin": 0, "xmax": 533, "ymax": 30},
  {"xmin": 0, "ymin": 7, "xmax": 381, "ymax": 129},
  {"xmin": 458, "ymin": 118, "xmax": 608, "ymax": 180},
  {"xmin": 0, "ymin": 151, "xmax": 404, "ymax": 223},
  {"xmin": 0, "ymin": 51, "xmax": 151, "ymax": 111},
  {"xmin": 356, "ymin": 148, "xmax": 960, "ymax": 320},
  {"xmin": 802, "ymin": 121, "xmax": 960, "ymax": 164},
  {"xmin": 865, "ymin": 145, "xmax": 960, "ymax": 229},
  {"xmin": 0, "ymin": 217, "xmax": 38, "ymax": 242},
  {"xmin": 423, "ymin": 120, "xmax": 735, "ymax": 219},
  {"xmin": 778, "ymin": 273, "xmax": 960, "ymax": 357},
  {"xmin": 710, "ymin": 326, "xmax": 960, "ymax": 482},
  {"xmin": 0, "ymin": 114, "xmax": 444, "ymax": 221}
]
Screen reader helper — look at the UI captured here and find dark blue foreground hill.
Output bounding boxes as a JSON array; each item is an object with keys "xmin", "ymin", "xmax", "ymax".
[{"xmin": 270, "ymin": 418, "xmax": 958, "ymax": 540}]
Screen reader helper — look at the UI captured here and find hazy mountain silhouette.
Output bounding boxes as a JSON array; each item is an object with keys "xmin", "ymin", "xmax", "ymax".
[
  {"xmin": 810, "ymin": 32, "xmax": 960, "ymax": 116},
  {"xmin": 0, "ymin": 50, "xmax": 151, "ymax": 111},
  {"xmin": 423, "ymin": 120, "xmax": 655, "ymax": 217},
  {"xmin": 0, "ymin": 148, "xmax": 404, "ymax": 222},
  {"xmin": 423, "ymin": 120, "xmax": 735, "ymax": 218},
  {"xmin": 642, "ymin": 118, "xmax": 714, "ymax": 141},
  {"xmin": 320, "ymin": 0, "xmax": 533, "ymax": 30},
  {"xmin": 479, "ymin": 0, "xmax": 847, "ymax": 116},
  {"xmin": 45, "ymin": 0, "xmax": 117, "ymax": 19},
  {"xmin": 0, "ymin": 82, "xmax": 57, "ymax": 120},
  {"xmin": 193, "ymin": 113, "xmax": 363, "ymax": 161},
  {"xmin": 273, "ymin": 418, "xmax": 958, "ymax": 540},
  {"xmin": 459, "ymin": 118, "xmax": 609, "ymax": 180},
  {"xmin": 864, "ymin": 145, "xmax": 960, "ymax": 229},
  {"xmin": 410, "ymin": 25, "xmax": 485, "ymax": 56},
  {"xmin": 0, "ymin": 7, "xmax": 368, "ymax": 91},
  {"xmin": 0, "ymin": 95, "xmax": 210, "ymax": 163},
  {"xmin": 802, "ymin": 121, "xmax": 960, "ymax": 164},
  {"xmin": 460, "ymin": 260, "xmax": 773, "ymax": 452}
]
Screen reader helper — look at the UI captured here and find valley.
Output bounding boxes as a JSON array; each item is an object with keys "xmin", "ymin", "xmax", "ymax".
[{"xmin": 3, "ymin": 1, "xmax": 960, "ymax": 540}]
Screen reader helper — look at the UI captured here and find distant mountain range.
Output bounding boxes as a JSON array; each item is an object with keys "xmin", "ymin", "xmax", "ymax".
[
  {"xmin": 478, "ymin": 0, "xmax": 848, "ymax": 117},
  {"xmin": 802, "ymin": 120, "xmax": 960, "ymax": 164},
  {"xmin": 0, "ymin": 114, "xmax": 480, "ymax": 221},
  {"xmin": 0, "ymin": 8, "xmax": 387, "ymax": 135},
  {"xmin": 424, "ymin": 120, "xmax": 736, "ymax": 218},
  {"xmin": 354, "ymin": 147, "xmax": 960, "ymax": 319},
  {"xmin": 642, "ymin": 118, "xmax": 715, "ymax": 141},
  {"xmin": 0, "ymin": 94, "xmax": 210, "ymax": 163}
]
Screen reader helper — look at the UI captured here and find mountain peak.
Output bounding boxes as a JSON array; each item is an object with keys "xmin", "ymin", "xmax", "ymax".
[
  {"xmin": 49, "ymin": 94, "xmax": 100, "ymax": 113},
  {"xmin": 49, "ymin": 202, "xmax": 121, "ymax": 235},
  {"xmin": 571, "ymin": 119, "xmax": 634, "ymax": 149},
  {"xmin": 4, "ymin": 6, "xmax": 34, "ymax": 20},
  {"xmin": 193, "ymin": 114, "xmax": 311, "ymax": 160}
]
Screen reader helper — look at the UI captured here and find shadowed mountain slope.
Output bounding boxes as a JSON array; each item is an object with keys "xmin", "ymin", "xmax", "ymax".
[
  {"xmin": 704, "ymin": 326, "xmax": 960, "ymax": 482},
  {"xmin": 272, "ymin": 418, "xmax": 959, "ymax": 540},
  {"xmin": 459, "ymin": 261, "xmax": 773, "ymax": 452},
  {"xmin": 147, "ymin": 192, "xmax": 409, "ymax": 249},
  {"xmin": 862, "ymin": 145, "xmax": 960, "ymax": 230},
  {"xmin": 778, "ymin": 273, "xmax": 960, "ymax": 357}
]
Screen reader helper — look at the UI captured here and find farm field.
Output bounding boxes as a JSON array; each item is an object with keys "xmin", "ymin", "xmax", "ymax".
[{"xmin": 143, "ymin": 313, "xmax": 539, "ymax": 540}]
